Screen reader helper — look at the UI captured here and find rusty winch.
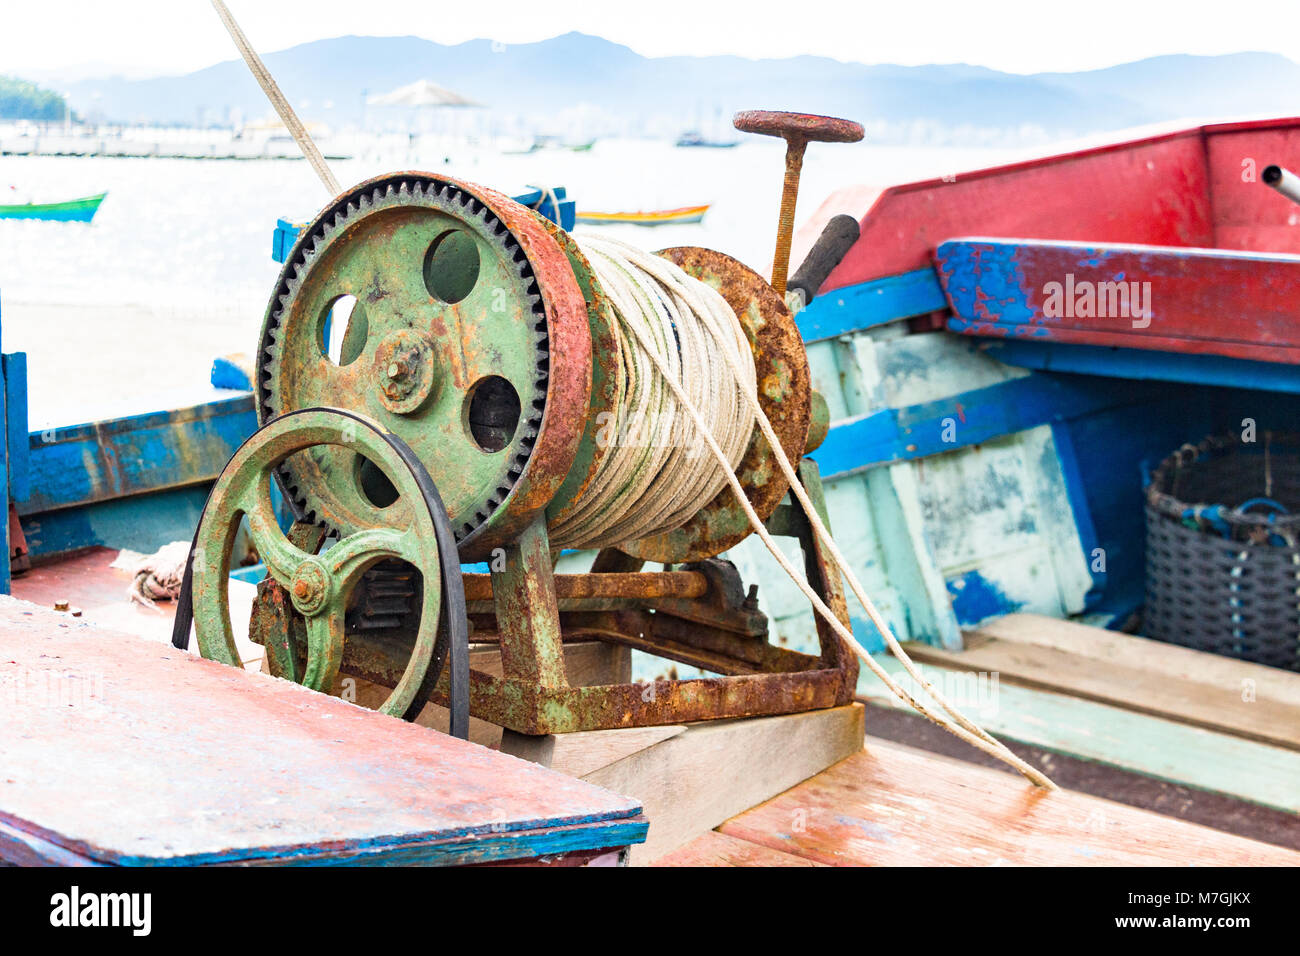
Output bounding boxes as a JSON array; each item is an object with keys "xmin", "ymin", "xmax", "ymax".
[{"xmin": 179, "ymin": 111, "xmax": 871, "ymax": 742}]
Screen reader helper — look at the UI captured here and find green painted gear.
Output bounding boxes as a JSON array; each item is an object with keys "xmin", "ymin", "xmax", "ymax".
[{"xmin": 257, "ymin": 173, "xmax": 589, "ymax": 559}]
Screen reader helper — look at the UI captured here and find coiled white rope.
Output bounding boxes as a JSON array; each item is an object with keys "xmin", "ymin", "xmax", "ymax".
[
  {"xmin": 571, "ymin": 237, "xmax": 1056, "ymax": 790},
  {"xmin": 548, "ymin": 236, "xmax": 755, "ymax": 549}
]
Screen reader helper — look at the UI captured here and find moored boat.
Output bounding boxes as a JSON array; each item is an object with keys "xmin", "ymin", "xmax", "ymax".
[
  {"xmin": 575, "ymin": 203, "xmax": 709, "ymax": 226},
  {"xmin": 0, "ymin": 191, "xmax": 106, "ymax": 223},
  {"xmin": 674, "ymin": 130, "xmax": 739, "ymax": 148}
]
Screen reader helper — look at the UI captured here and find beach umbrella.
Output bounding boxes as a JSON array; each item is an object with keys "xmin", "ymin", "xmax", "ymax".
[{"xmin": 365, "ymin": 80, "xmax": 483, "ymax": 109}]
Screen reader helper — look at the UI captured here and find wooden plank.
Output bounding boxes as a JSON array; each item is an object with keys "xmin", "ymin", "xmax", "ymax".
[
  {"xmin": 899, "ymin": 614, "xmax": 1300, "ymax": 750},
  {"xmin": 652, "ymin": 829, "xmax": 826, "ymax": 867},
  {"xmin": 813, "ymin": 373, "xmax": 1161, "ymax": 479},
  {"xmin": 860, "ymin": 653, "xmax": 1300, "ymax": 813},
  {"xmin": 549, "ymin": 726, "xmax": 687, "ymax": 779},
  {"xmin": 582, "ymin": 703, "xmax": 865, "ymax": 865},
  {"xmin": 978, "ymin": 613, "xmax": 1300, "ymax": 707},
  {"xmin": 19, "ymin": 394, "xmax": 255, "ymax": 515},
  {"xmin": 0, "ymin": 598, "xmax": 645, "ymax": 866},
  {"xmin": 939, "ymin": 239, "xmax": 1300, "ymax": 365},
  {"xmin": 796, "ymin": 267, "xmax": 947, "ymax": 342},
  {"xmin": 978, "ymin": 338, "xmax": 1300, "ymax": 393},
  {"xmin": 719, "ymin": 740, "xmax": 1300, "ymax": 866},
  {"xmin": 4, "ymin": 351, "xmax": 30, "ymax": 501}
]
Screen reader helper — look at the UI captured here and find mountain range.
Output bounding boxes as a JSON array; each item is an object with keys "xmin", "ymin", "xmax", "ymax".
[{"xmin": 51, "ymin": 33, "xmax": 1300, "ymax": 144}]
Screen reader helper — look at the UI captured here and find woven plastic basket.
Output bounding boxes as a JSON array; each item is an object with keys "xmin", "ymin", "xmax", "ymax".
[{"xmin": 1144, "ymin": 432, "xmax": 1300, "ymax": 671}]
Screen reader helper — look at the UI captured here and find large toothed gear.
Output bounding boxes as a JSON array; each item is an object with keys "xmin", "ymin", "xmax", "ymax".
[{"xmin": 257, "ymin": 172, "xmax": 591, "ymax": 561}]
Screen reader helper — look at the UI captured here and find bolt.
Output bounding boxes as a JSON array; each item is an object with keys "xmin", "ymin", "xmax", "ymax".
[
  {"xmin": 54, "ymin": 600, "xmax": 70, "ymax": 612},
  {"xmin": 733, "ymin": 111, "xmax": 864, "ymax": 298},
  {"xmin": 743, "ymin": 584, "xmax": 760, "ymax": 611},
  {"xmin": 293, "ymin": 579, "xmax": 310, "ymax": 599}
]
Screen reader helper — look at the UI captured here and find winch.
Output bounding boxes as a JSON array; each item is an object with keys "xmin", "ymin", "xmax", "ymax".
[{"xmin": 181, "ymin": 111, "xmax": 871, "ymax": 740}]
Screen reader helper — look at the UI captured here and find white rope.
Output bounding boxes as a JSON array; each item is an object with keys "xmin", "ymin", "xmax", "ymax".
[
  {"xmin": 548, "ymin": 236, "xmax": 755, "ymax": 550},
  {"xmin": 209, "ymin": 0, "xmax": 341, "ymax": 197},
  {"xmin": 579, "ymin": 239, "xmax": 1056, "ymax": 789}
]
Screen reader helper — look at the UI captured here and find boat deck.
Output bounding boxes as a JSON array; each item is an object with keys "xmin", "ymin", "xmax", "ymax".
[
  {"xmin": 0, "ymin": 597, "xmax": 646, "ymax": 866},
  {"xmin": 656, "ymin": 739, "xmax": 1299, "ymax": 866},
  {"xmin": 6, "ymin": 547, "xmax": 1298, "ymax": 866}
]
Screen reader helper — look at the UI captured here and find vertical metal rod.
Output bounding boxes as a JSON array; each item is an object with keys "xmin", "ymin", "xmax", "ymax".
[
  {"xmin": 770, "ymin": 137, "xmax": 807, "ymax": 298},
  {"xmin": 208, "ymin": 0, "xmax": 341, "ymax": 197}
]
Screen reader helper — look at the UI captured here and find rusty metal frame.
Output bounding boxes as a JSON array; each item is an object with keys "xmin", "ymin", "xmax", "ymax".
[{"xmin": 294, "ymin": 457, "xmax": 858, "ymax": 735}]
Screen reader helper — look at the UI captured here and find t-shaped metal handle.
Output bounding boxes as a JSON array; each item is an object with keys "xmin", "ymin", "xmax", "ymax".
[{"xmin": 734, "ymin": 110, "xmax": 864, "ymax": 298}]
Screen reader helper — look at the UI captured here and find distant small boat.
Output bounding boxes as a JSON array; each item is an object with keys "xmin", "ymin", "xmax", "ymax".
[
  {"xmin": 575, "ymin": 203, "xmax": 710, "ymax": 227},
  {"xmin": 0, "ymin": 192, "xmax": 106, "ymax": 223},
  {"xmin": 675, "ymin": 131, "xmax": 739, "ymax": 149}
]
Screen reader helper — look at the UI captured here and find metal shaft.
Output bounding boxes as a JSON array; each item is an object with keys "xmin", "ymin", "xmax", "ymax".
[
  {"xmin": 770, "ymin": 137, "xmax": 807, "ymax": 298},
  {"xmin": 1264, "ymin": 165, "xmax": 1300, "ymax": 206},
  {"xmin": 209, "ymin": 0, "xmax": 341, "ymax": 197}
]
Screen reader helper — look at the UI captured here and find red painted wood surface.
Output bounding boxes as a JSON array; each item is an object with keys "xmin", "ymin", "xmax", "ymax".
[
  {"xmin": 941, "ymin": 241, "xmax": 1300, "ymax": 364},
  {"xmin": 694, "ymin": 741, "xmax": 1300, "ymax": 866},
  {"xmin": 795, "ymin": 117, "xmax": 1300, "ymax": 294},
  {"xmin": 651, "ymin": 829, "xmax": 825, "ymax": 866},
  {"xmin": 0, "ymin": 598, "xmax": 644, "ymax": 865}
]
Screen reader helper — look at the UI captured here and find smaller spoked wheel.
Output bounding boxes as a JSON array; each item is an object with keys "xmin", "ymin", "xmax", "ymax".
[{"xmin": 189, "ymin": 408, "xmax": 454, "ymax": 720}]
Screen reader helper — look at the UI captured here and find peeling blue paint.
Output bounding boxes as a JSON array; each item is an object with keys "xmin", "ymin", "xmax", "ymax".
[
  {"xmin": 947, "ymin": 570, "xmax": 1022, "ymax": 626},
  {"xmin": 935, "ymin": 240, "xmax": 1036, "ymax": 327}
]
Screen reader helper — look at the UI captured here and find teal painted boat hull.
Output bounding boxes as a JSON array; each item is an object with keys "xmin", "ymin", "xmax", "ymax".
[{"xmin": 0, "ymin": 192, "xmax": 106, "ymax": 223}]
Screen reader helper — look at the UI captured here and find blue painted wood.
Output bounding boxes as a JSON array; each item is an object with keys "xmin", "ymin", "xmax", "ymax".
[
  {"xmin": 797, "ymin": 268, "xmax": 947, "ymax": 343},
  {"xmin": 1057, "ymin": 393, "xmax": 1213, "ymax": 622},
  {"xmin": 0, "ymin": 350, "xmax": 8, "ymax": 594},
  {"xmin": 812, "ymin": 371, "xmax": 1162, "ymax": 480},
  {"xmin": 229, "ymin": 561, "xmax": 266, "ymax": 585},
  {"xmin": 1049, "ymin": 421, "xmax": 1104, "ymax": 608},
  {"xmin": 510, "ymin": 186, "xmax": 576, "ymax": 231},
  {"xmin": 272, "ymin": 217, "xmax": 305, "ymax": 264},
  {"xmin": 210, "ymin": 355, "xmax": 251, "ymax": 391},
  {"xmin": 20, "ymin": 485, "xmax": 211, "ymax": 559},
  {"xmin": 974, "ymin": 338, "xmax": 1300, "ymax": 392},
  {"xmin": 3, "ymin": 352, "xmax": 29, "ymax": 502},
  {"xmin": 111, "ymin": 819, "xmax": 646, "ymax": 867},
  {"xmin": 20, "ymin": 395, "xmax": 256, "ymax": 516},
  {"xmin": 5, "ymin": 815, "xmax": 644, "ymax": 867}
]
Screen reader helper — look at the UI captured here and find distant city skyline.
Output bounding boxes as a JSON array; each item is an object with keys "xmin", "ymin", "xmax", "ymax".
[{"xmin": 3, "ymin": 0, "xmax": 1299, "ymax": 82}]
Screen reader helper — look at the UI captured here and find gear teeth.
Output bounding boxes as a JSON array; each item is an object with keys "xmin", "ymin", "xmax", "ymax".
[{"xmin": 258, "ymin": 172, "xmax": 557, "ymax": 547}]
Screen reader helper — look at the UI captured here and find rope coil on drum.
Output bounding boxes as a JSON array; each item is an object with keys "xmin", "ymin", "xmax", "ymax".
[{"xmin": 548, "ymin": 235, "xmax": 755, "ymax": 550}]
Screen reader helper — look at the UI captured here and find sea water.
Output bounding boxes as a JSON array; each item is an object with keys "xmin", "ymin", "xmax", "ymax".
[{"xmin": 0, "ymin": 137, "xmax": 1029, "ymax": 426}]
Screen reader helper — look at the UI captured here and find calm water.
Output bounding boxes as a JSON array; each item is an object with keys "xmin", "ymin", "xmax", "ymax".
[{"xmin": 0, "ymin": 137, "xmax": 1029, "ymax": 426}]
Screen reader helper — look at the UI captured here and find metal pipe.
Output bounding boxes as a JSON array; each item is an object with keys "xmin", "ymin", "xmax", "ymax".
[
  {"xmin": 461, "ymin": 570, "xmax": 710, "ymax": 602},
  {"xmin": 1263, "ymin": 165, "xmax": 1300, "ymax": 206}
]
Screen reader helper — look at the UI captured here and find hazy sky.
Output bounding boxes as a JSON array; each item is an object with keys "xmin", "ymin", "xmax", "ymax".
[{"xmin": 3, "ymin": 0, "xmax": 1297, "ymax": 79}]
